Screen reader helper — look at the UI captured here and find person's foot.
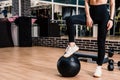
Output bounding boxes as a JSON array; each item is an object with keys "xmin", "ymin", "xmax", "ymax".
[
  {"xmin": 63, "ymin": 45, "xmax": 79, "ymax": 57},
  {"xmin": 93, "ymin": 66, "xmax": 102, "ymax": 78}
]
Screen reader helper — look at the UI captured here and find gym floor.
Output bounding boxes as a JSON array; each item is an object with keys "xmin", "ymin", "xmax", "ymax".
[{"xmin": 0, "ymin": 46, "xmax": 119, "ymax": 80}]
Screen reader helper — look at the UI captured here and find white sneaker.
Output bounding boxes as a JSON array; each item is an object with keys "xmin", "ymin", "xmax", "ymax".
[
  {"xmin": 93, "ymin": 66, "xmax": 102, "ymax": 78},
  {"xmin": 63, "ymin": 45, "xmax": 79, "ymax": 57}
]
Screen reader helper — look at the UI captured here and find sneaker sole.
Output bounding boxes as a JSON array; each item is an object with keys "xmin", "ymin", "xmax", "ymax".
[
  {"xmin": 63, "ymin": 53, "xmax": 74, "ymax": 58},
  {"xmin": 93, "ymin": 75, "xmax": 101, "ymax": 78}
]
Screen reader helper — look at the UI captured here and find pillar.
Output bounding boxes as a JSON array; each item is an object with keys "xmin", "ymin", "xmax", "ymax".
[{"xmin": 12, "ymin": 0, "xmax": 31, "ymax": 16}]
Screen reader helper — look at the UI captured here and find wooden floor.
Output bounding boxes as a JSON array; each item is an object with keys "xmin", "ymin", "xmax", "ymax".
[{"xmin": 0, "ymin": 47, "xmax": 120, "ymax": 80}]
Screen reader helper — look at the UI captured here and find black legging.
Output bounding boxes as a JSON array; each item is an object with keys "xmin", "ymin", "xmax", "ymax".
[{"xmin": 66, "ymin": 4, "xmax": 109, "ymax": 66}]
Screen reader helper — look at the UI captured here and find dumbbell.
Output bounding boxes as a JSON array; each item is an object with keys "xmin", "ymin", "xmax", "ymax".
[
  {"xmin": 107, "ymin": 59, "xmax": 120, "ymax": 71},
  {"xmin": 108, "ymin": 48, "xmax": 114, "ymax": 57}
]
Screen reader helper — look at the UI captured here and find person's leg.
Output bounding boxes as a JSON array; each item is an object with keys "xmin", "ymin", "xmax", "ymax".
[
  {"xmin": 93, "ymin": 20, "xmax": 108, "ymax": 77},
  {"xmin": 90, "ymin": 4, "xmax": 109, "ymax": 77},
  {"xmin": 66, "ymin": 15, "xmax": 86, "ymax": 42},
  {"xmin": 64, "ymin": 15, "xmax": 86, "ymax": 57},
  {"xmin": 97, "ymin": 22, "xmax": 108, "ymax": 66}
]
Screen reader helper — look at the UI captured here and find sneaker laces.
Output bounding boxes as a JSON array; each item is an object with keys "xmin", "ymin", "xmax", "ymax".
[{"xmin": 65, "ymin": 45, "xmax": 70, "ymax": 52}]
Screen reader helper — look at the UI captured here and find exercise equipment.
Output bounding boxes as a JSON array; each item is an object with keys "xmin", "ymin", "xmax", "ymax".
[
  {"xmin": 74, "ymin": 52, "xmax": 109, "ymax": 63},
  {"xmin": 107, "ymin": 59, "xmax": 120, "ymax": 71},
  {"xmin": 107, "ymin": 59, "xmax": 114, "ymax": 71},
  {"xmin": 57, "ymin": 55, "xmax": 80, "ymax": 77},
  {"xmin": 108, "ymin": 48, "xmax": 114, "ymax": 57}
]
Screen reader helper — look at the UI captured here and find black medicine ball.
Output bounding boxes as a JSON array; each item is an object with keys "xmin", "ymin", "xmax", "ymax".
[{"xmin": 57, "ymin": 55, "xmax": 81, "ymax": 77}]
